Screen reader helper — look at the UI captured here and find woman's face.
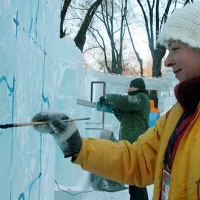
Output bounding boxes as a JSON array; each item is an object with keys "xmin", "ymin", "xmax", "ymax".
[{"xmin": 164, "ymin": 41, "xmax": 200, "ymax": 83}]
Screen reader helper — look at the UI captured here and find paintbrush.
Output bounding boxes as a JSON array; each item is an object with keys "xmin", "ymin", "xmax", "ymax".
[{"xmin": 0, "ymin": 117, "xmax": 90, "ymax": 129}]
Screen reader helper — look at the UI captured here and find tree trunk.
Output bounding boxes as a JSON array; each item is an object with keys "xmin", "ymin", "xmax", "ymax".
[
  {"xmin": 152, "ymin": 44, "xmax": 166, "ymax": 77},
  {"xmin": 60, "ymin": 0, "xmax": 72, "ymax": 38},
  {"xmin": 74, "ymin": 0, "xmax": 104, "ymax": 52}
]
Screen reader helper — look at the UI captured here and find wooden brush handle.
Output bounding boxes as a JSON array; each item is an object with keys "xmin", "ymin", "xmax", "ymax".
[{"xmin": 0, "ymin": 118, "xmax": 90, "ymax": 129}]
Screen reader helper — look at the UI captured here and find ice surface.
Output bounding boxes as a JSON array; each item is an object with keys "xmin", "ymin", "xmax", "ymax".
[
  {"xmin": 0, "ymin": 1, "xmax": 178, "ymax": 199},
  {"xmin": 54, "ymin": 184, "xmax": 154, "ymax": 200}
]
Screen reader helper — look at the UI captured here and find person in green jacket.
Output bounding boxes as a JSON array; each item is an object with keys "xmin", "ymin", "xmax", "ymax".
[
  {"xmin": 99, "ymin": 78, "xmax": 150, "ymax": 143},
  {"xmin": 99, "ymin": 78, "xmax": 150, "ymax": 200},
  {"xmin": 31, "ymin": 2, "xmax": 200, "ymax": 199}
]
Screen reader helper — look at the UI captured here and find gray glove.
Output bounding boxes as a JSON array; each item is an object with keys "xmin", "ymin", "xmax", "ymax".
[{"xmin": 32, "ymin": 112, "xmax": 82, "ymax": 158}]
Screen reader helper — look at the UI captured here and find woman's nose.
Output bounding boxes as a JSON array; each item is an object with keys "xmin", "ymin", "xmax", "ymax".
[{"xmin": 164, "ymin": 52, "xmax": 175, "ymax": 67}]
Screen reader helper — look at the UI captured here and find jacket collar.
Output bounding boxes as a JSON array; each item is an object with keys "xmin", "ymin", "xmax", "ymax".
[{"xmin": 174, "ymin": 76, "xmax": 200, "ymax": 113}]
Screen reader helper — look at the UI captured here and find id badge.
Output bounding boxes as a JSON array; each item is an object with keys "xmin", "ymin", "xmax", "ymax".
[{"xmin": 161, "ymin": 169, "xmax": 171, "ymax": 200}]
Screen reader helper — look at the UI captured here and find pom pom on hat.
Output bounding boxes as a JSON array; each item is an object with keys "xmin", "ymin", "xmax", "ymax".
[
  {"xmin": 158, "ymin": 2, "xmax": 200, "ymax": 49},
  {"xmin": 129, "ymin": 78, "xmax": 146, "ymax": 90}
]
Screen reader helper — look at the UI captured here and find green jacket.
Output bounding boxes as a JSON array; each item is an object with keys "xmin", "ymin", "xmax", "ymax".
[{"xmin": 104, "ymin": 90, "xmax": 150, "ymax": 143}]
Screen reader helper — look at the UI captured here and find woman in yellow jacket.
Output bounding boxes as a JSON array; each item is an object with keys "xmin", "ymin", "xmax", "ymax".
[{"xmin": 32, "ymin": 2, "xmax": 200, "ymax": 200}]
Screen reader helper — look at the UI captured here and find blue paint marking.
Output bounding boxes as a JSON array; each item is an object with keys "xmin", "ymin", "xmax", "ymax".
[
  {"xmin": 28, "ymin": 18, "xmax": 33, "ymax": 37},
  {"xmin": 12, "ymin": 6, "xmax": 53, "ymax": 65},
  {"xmin": 41, "ymin": 37, "xmax": 50, "ymax": 110},
  {"xmin": 10, "ymin": 181, "xmax": 13, "ymax": 200},
  {"xmin": 18, "ymin": 193, "xmax": 25, "ymax": 200},
  {"xmin": 13, "ymin": 11, "xmax": 19, "ymax": 39},
  {"xmin": 7, "ymin": 2, "xmax": 55, "ymax": 199},
  {"xmin": 0, "ymin": 76, "xmax": 15, "ymax": 167},
  {"xmin": 17, "ymin": 173, "xmax": 42, "ymax": 200},
  {"xmin": 28, "ymin": 173, "xmax": 42, "ymax": 199},
  {"xmin": 10, "ymin": 188, "xmax": 12, "ymax": 200},
  {"xmin": 35, "ymin": 0, "xmax": 40, "ymax": 38},
  {"xmin": 0, "ymin": 76, "xmax": 15, "ymax": 96},
  {"xmin": 39, "ymin": 134, "xmax": 43, "ymax": 199},
  {"xmin": 0, "ymin": 75, "xmax": 15, "ymax": 139},
  {"xmin": 28, "ymin": 0, "xmax": 33, "ymax": 37},
  {"xmin": 42, "ymin": 91, "xmax": 50, "ymax": 109}
]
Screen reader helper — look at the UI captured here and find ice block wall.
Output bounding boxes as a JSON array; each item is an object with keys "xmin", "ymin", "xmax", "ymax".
[{"xmin": 0, "ymin": 1, "xmax": 61, "ymax": 199}]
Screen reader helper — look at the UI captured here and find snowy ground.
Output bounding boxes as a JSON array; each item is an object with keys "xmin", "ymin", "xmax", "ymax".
[
  {"xmin": 83, "ymin": 185, "xmax": 154, "ymax": 200},
  {"xmin": 55, "ymin": 184, "xmax": 154, "ymax": 200}
]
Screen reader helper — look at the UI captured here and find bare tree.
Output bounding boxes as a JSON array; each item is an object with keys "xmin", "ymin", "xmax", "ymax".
[
  {"xmin": 136, "ymin": 0, "xmax": 193, "ymax": 77},
  {"xmin": 60, "ymin": 0, "xmax": 72, "ymax": 38},
  {"xmin": 60, "ymin": 0, "xmax": 193, "ymax": 76},
  {"xmin": 125, "ymin": 16, "xmax": 144, "ymax": 76},
  {"xmin": 94, "ymin": 0, "xmax": 128, "ymax": 74},
  {"xmin": 61, "ymin": 0, "xmax": 137, "ymax": 75},
  {"xmin": 60, "ymin": 0, "xmax": 104, "ymax": 51},
  {"xmin": 74, "ymin": 0, "xmax": 104, "ymax": 51}
]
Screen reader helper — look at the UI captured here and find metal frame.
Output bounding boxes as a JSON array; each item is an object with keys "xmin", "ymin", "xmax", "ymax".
[{"xmin": 85, "ymin": 81, "xmax": 106, "ymax": 130}]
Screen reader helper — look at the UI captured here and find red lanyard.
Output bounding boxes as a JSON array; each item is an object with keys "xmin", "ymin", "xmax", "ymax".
[{"xmin": 164, "ymin": 112, "xmax": 195, "ymax": 170}]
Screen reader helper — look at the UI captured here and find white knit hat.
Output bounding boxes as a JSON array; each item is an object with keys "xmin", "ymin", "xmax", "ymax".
[{"xmin": 158, "ymin": 2, "xmax": 200, "ymax": 49}]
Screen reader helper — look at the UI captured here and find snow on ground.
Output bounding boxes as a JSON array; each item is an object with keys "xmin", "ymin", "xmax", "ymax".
[
  {"xmin": 83, "ymin": 185, "xmax": 154, "ymax": 200},
  {"xmin": 55, "ymin": 183, "xmax": 154, "ymax": 199}
]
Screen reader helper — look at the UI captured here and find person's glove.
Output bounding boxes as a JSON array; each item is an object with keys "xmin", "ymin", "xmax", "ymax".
[
  {"xmin": 32, "ymin": 112, "xmax": 82, "ymax": 158},
  {"xmin": 99, "ymin": 95, "xmax": 105, "ymax": 102},
  {"xmin": 112, "ymin": 107, "xmax": 122, "ymax": 114},
  {"xmin": 98, "ymin": 96, "xmax": 106, "ymax": 109}
]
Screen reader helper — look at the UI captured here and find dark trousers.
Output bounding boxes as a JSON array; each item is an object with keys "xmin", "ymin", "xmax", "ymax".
[{"xmin": 129, "ymin": 185, "xmax": 149, "ymax": 200}]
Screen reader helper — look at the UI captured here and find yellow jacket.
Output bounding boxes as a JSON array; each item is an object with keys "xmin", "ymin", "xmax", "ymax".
[{"xmin": 74, "ymin": 103, "xmax": 200, "ymax": 199}]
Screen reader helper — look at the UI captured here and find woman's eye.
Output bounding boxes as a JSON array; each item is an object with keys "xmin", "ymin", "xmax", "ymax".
[{"xmin": 172, "ymin": 47, "xmax": 179, "ymax": 51}]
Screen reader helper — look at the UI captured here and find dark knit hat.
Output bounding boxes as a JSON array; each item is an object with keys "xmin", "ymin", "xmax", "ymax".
[{"xmin": 129, "ymin": 78, "xmax": 146, "ymax": 90}]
